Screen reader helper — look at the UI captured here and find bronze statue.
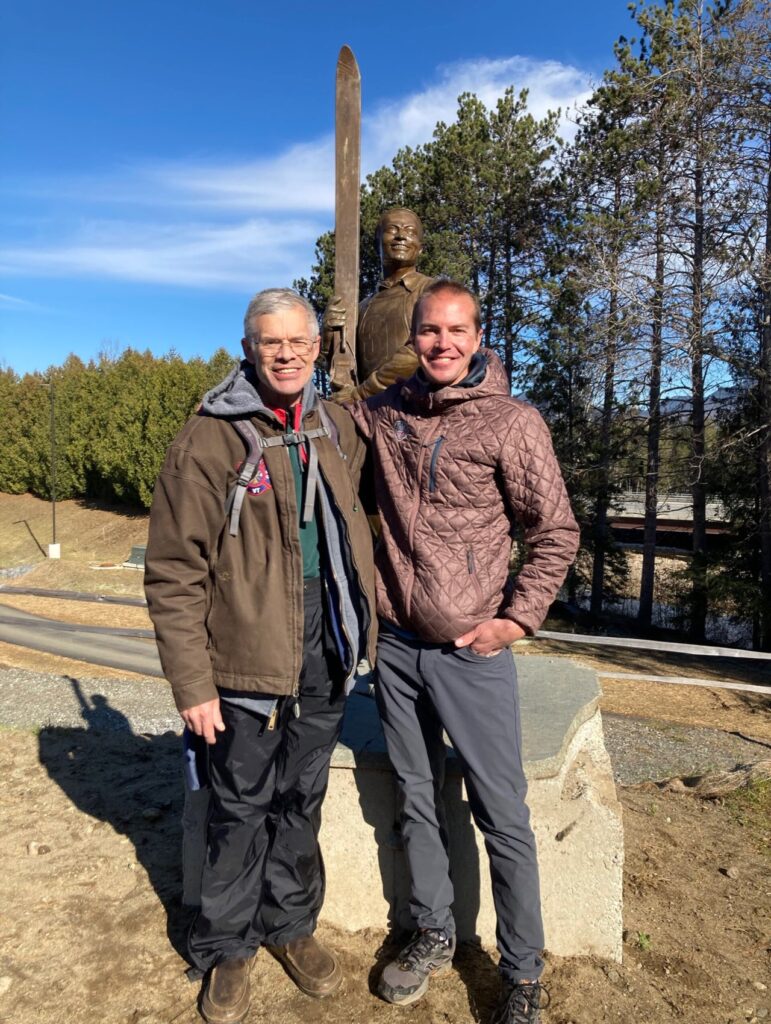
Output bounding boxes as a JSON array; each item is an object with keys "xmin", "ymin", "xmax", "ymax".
[{"xmin": 323, "ymin": 208, "xmax": 433, "ymax": 402}]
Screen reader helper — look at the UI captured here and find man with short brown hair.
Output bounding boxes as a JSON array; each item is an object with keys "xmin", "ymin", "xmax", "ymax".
[{"xmin": 350, "ymin": 280, "xmax": 579, "ymax": 1024}]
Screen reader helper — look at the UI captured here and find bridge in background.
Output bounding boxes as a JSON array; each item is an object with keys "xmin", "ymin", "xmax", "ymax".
[{"xmin": 610, "ymin": 492, "xmax": 729, "ymax": 550}]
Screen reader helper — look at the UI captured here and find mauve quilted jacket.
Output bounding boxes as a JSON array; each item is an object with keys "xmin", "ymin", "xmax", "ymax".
[{"xmin": 350, "ymin": 351, "xmax": 580, "ymax": 641}]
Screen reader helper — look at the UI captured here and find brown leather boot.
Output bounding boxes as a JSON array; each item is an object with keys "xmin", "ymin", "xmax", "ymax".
[
  {"xmin": 200, "ymin": 956, "xmax": 253, "ymax": 1024},
  {"xmin": 266, "ymin": 935, "xmax": 342, "ymax": 998}
]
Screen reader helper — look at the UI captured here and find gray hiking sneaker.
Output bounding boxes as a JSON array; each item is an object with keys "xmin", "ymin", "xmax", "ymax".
[
  {"xmin": 490, "ymin": 980, "xmax": 549, "ymax": 1024},
  {"xmin": 378, "ymin": 928, "xmax": 456, "ymax": 1005}
]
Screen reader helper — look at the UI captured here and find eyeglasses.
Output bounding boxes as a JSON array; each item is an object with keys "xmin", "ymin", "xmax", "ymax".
[{"xmin": 250, "ymin": 336, "xmax": 316, "ymax": 356}]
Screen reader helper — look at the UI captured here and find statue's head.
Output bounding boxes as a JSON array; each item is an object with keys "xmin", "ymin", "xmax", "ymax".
[{"xmin": 376, "ymin": 208, "xmax": 423, "ymax": 273}]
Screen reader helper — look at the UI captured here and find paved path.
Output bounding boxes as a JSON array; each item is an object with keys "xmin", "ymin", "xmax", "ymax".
[{"xmin": 0, "ymin": 605, "xmax": 162, "ymax": 676}]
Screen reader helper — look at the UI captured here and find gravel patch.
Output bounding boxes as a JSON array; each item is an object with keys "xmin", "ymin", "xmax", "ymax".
[
  {"xmin": 0, "ymin": 564, "xmax": 35, "ymax": 580},
  {"xmin": 602, "ymin": 711, "xmax": 770, "ymax": 785},
  {"xmin": 0, "ymin": 667, "xmax": 178, "ymax": 734},
  {"xmin": 1, "ymin": 669, "xmax": 767, "ymax": 787}
]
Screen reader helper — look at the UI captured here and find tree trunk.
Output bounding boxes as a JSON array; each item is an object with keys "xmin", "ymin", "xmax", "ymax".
[
  {"xmin": 590, "ymin": 176, "xmax": 621, "ymax": 618},
  {"xmin": 690, "ymin": 119, "xmax": 708, "ymax": 643},
  {"xmin": 503, "ymin": 222, "xmax": 514, "ymax": 388},
  {"xmin": 757, "ymin": 130, "xmax": 771, "ymax": 648},
  {"xmin": 639, "ymin": 153, "xmax": 666, "ymax": 627}
]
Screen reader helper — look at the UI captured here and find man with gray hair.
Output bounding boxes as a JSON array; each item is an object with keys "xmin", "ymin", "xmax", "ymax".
[{"xmin": 145, "ymin": 288, "xmax": 376, "ymax": 1023}]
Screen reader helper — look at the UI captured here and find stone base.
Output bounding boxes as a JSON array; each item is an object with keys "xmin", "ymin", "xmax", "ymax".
[{"xmin": 320, "ymin": 657, "xmax": 623, "ymax": 961}]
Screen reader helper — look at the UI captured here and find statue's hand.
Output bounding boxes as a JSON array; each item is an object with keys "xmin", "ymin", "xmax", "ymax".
[
  {"xmin": 322, "ymin": 295, "xmax": 347, "ymax": 331},
  {"xmin": 329, "ymin": 383, "xmax": 359, "ymax": 405}
]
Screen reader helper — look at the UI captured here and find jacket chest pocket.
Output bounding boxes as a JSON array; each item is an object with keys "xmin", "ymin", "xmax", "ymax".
[{"xmin": 423, "ymin": 442, "xmax": 498, "ymax": 508}]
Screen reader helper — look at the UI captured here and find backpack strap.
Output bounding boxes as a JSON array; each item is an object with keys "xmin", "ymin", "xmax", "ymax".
[
  {"xmin": 316, "ymin": 402, "xmax": 344, "ymax": 458},
  {"xmin": 225, "ymin": 418, "xmax": 331, "ymax": 537},
  {"xmin": 225, "ymin": 420, "xmax": 266, "ymax": 537}
]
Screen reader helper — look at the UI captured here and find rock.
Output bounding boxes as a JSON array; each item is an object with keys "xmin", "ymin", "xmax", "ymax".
[
  {"xmin": 756, "ymin": 1009, "xmax": 768, "ymax": 1020},
  {"xmin": 0, "ymin": 976, "xmax": 12, "ymax": 997},
  {"xmin": 605, "ymin": 968, "xmax": 621, "ymax": 984},
  {"xmin": 26, "ymin": 841, "xmax": 51, "ymax": 855},
  {"xmin": 754, "ymin": 982, "xmax": 768, "ymax": 993},
  {"xmin": 722, "ymin": 866, "xmax": 740, "ymax": 879}
]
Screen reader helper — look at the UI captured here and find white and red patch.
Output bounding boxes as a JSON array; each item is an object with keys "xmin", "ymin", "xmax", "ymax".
[{"xmin": 236, "ymin": 458, "xmax": 273, "ymax": 495}]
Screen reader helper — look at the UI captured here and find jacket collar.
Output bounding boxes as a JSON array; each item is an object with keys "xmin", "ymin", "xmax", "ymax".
[
  {"xmin": 400, "ymin": 349, "xmax": 509, "ymax": 412},
  {"xmin": 377, "ymin": 269, "xmax": 425, "ymax": 293},
  {"xmin": 200, "ymin": 359, "xmax": 318, "ymax": 426}
]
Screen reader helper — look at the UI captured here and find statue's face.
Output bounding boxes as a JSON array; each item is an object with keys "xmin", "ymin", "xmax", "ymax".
[{"xmin": 378, "ymin": 212, "xmax": 423, "ymax": 269}]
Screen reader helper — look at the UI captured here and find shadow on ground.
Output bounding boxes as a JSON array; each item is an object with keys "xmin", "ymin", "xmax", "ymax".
[{"xmin": 36, "ymin": 677, "xmax": 192, "ymax": 959}]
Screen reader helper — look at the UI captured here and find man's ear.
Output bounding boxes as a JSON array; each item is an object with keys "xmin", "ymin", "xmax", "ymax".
[{"xmin": 241, "ymin": 337, "xmax": 255, "ymax": 364}]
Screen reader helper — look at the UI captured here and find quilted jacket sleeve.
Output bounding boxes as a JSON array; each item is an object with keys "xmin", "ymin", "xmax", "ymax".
[{"xmin": 498, "ymin": 405, "xmax": 580, "ymax": 635}]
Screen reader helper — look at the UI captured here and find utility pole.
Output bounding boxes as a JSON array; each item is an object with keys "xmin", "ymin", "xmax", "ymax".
[{"xmin": 39, "ymin": 380, "xmax": 60, "ymax": 558}]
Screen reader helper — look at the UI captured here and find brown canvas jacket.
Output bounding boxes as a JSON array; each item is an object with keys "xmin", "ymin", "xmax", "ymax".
[
  {"xmin": 145, "ymin": 391, "xmax": 376, "ymax": 713},
  {"xmin": 350, "ymin": 350, "xmax": 579, "ymax": 642}
]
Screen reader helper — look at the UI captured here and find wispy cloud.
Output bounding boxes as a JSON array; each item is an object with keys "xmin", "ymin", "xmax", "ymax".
[
  {"xmin": 147, "ymin": 140, "xmax": 335, "ymax": 213},
  {"xmin": 0, "ymin": 56, "xmax": 593, "ymax": 290},
  {"xmin": 0, "ymin": 292, "xmax": 37, "ymax": 309},
  {"xmin": 0, "ymin": 217, "xmax": 326, "ymax": 290},
  {"xmin": 364, "ymin": 56, "xmax": 591, "ymax": 162}
]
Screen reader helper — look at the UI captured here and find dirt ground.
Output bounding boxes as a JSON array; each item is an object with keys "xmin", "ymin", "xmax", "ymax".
[
  {"xmin": 0, "ymin": 728, "xmax": 768, "ymax": 1024},
  {"xmin": 1, "ymin": 494, "xmax": 770, "ymax": 1023}
]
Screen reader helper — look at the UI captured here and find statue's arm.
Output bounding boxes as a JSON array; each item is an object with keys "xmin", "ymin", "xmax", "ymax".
[{"xmin": 330, "ymin": 343, "xmax": 418, "ymax": 402}]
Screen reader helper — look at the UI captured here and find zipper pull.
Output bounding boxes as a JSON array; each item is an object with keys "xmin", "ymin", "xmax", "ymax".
[
  {"xmin": 266, "ymin": 706, "xmax": 278, "ymax": 731},
  {"xmin": 293, "ymin": 699, "xmax": 301, "ymax": 719}
]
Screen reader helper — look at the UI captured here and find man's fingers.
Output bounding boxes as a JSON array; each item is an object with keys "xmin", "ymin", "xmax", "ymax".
[
  {"xmin": 454, "ymin": 628, "xmax": 478, "ymax": 647},
  {"xmin": 181, "ymin": 699, "xmax": 225, "ymax": 746},
  {"xmin": 200, "ymin": 710, "xmax": 223, "ymax": 745}
]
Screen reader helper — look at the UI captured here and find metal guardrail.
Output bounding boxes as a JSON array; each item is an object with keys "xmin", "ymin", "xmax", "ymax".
[{"xmin": 615, "ymin": 492, "xmax": 727, "ymax": 523}]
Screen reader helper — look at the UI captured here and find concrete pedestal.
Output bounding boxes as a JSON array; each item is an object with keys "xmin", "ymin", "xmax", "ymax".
[{"xmin": 320, "ymin": 656, "xmax": 623, "ymax": 961}]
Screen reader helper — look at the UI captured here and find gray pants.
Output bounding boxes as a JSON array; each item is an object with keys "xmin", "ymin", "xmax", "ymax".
[{"xmin": 375, "ymin": 626, "xmax": 544, "ymax": 982}]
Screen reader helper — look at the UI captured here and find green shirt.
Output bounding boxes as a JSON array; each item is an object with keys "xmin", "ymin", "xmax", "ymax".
[{"xmin": 288, "ymin": 440, "xmax": 321, "ymax": 579}]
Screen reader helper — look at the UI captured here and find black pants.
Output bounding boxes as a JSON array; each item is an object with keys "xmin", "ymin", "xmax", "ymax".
[{"xmin": 188, "ymin": 580, "xmax": 345, "ymax": 970}]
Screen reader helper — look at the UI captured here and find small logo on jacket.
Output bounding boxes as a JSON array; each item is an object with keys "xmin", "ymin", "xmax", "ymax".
[
  {"xmin": 393, "ymin": 418, "xmax": 414, "ymax": 441},
  {"xmin": 236, "ymin": 458, "xmax": 273, "ymax": 495}
]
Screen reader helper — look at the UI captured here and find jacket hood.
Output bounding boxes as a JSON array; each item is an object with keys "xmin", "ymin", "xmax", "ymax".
[
  {"xmin": 400, "ymin": 348, "xmax": 509, "ymax": 412},
  {"xmin": 201, "ymin": 359, "xmax": 319, "ymax": 421}
]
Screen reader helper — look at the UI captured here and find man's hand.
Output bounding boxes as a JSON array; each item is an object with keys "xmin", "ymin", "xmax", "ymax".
[
  {"xmin": 181, "ymin": 698, "xmax": 226, "ymax": 745},
  {"xmin": 454, "ymin": 618, "xmax": 526, "ymax": 656}
]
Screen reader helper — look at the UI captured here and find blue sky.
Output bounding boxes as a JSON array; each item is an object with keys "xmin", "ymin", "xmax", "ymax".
[{"xmin": 1, "ymin": 0, "xmax": 639, "ymax": 376}]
